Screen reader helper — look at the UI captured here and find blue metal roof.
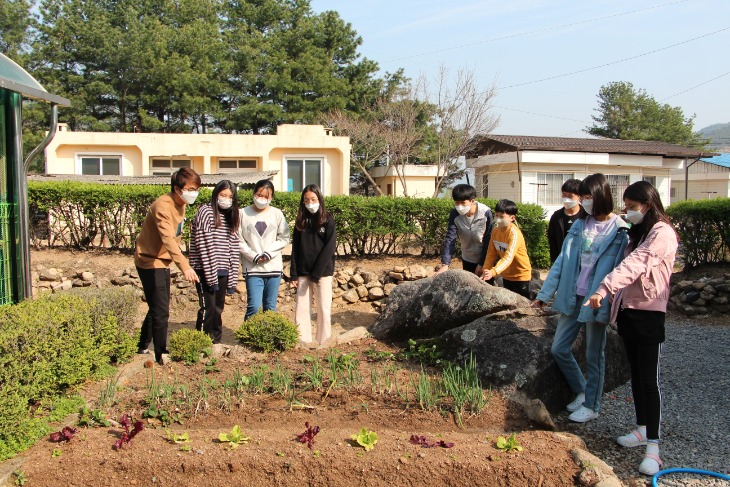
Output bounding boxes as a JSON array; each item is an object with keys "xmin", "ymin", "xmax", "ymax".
[{"xmin": 700, "ymin": 153, "xmax": 730, "ymax": 168}]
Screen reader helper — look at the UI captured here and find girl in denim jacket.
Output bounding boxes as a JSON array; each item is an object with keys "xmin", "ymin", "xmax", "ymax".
[
  {"xmin": 585, "ymin": 181, "xmax": 678, "ymax": 476},
  {"xmin": 532, "ymin": 173, "xmax": 629, "ymax": 423}
]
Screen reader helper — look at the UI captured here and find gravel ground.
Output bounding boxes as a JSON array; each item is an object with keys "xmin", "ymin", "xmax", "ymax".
[{"xmin": 558, "ymin": 312, "xmax": 730, "ymax": 486}]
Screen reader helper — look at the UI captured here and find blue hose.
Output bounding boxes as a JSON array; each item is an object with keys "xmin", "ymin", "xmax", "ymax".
[{"xmin": 653, "ymin": 468, "xmax": 730, "ymax": 487}]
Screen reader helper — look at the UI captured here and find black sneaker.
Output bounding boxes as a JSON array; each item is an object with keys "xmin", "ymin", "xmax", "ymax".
[{"xmin": 137, "ymin": 347, "xmax": 150, "ymax": 355}]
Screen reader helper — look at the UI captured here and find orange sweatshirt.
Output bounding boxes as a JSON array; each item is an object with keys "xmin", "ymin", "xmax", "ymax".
[
  {"xmin": 483, "ymin": 223, "xmax": 532, "ymax": 281},
  {"xmin": 134, "ymin": 193, "xmax": 191, "ymax": 272}
]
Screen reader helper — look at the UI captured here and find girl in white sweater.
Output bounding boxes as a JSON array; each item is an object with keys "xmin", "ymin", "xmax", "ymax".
[{"xmin": 238, "ymin": 180, "xmax": 290, "ymax": 320}]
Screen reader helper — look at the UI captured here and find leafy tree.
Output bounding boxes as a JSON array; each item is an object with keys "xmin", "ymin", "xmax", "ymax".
[
  {"xmin": 587, "ymin": 81, "xmax": 707, "ymax": 148},
  {"xmin": 0, "ymin": 0, "xmax": 35, "ymax": 59}
]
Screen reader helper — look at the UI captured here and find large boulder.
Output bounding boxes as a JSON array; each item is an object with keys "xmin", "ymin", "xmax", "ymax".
[
  {"xmin": 440, "ymin": 312, "xmax": 630, "ymax": 413},
  {"xmin": 369, "ymin": 270, "xmax": 529, "ymax": 340}
]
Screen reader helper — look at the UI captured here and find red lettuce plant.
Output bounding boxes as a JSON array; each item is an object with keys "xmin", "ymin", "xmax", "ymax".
[
  {"xmin": 50, "ymin": 426, "xmax": 78, "ymax": 443},
  {"xmin": 296, "ymin": 422, "xmax": 320, "ymax": 450},
  {"xmin": 114, "ymin": 414, "xmax": 144, "ymax": 450},
  {"xmin": 409, "ymin": 434, "xmax": 455, "ymax": 448}
]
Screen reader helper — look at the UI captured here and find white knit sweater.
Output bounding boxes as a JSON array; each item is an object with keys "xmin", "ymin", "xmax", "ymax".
[{"xmin": 238, "ymin": 205, "xmax": 290, "ymax": 277}]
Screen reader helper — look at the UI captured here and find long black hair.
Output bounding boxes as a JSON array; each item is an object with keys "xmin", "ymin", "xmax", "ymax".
[
  {"xmin": 295, "ymin": 184, "xmax": 328, "ymax": 231},
  {"xmin": 211, "ymin": 180, "xmax": 239, "ymax": 234},
  {"xmin": 623, "ymin": 180, "xmax": 673, "ymax": 250},
  {"xmin": 579, "ymin": 173, "xmax": 613, "ymax": 217}
]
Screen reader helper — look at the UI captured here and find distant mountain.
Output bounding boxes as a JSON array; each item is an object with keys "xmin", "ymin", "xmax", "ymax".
[{"xmin": 698, "ymin": 122, "xmax": 730, "ymax": 151}]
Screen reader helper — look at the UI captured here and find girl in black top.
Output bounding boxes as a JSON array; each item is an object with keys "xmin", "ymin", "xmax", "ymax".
[{"xmin": 290, "ymin": 184, "xmax": 337, "ymax": 345}]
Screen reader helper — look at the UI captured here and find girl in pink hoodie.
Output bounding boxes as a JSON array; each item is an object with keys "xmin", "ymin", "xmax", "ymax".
[{"xmin": 585, "ymin": 181, "xmax": 678, "ymax": 477}]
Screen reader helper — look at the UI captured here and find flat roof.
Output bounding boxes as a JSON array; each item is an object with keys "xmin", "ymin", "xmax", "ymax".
[{"xmin": 29, "ymin": 171, "xmax": 278, "ymax": 186}]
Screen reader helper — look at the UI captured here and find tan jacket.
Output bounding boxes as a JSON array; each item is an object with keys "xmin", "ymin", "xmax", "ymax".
[{"xmin": 134, "ymin": 193, "xmax": 191, "ymax": 272}]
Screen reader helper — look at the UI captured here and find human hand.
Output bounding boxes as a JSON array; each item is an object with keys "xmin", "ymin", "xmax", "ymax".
[
  {"xmin": 436, "ymin": 264, "xmax": 449, "ymax": 274},
  {"xmin": 583, "ymin": 293, "xmax": 602, "ymax": 309},
  {"xmin": 475, "ymin": 265, "xmax": 484, "ymax": 277},
  {"xmin": 530, "ymin": 299, "xmax": 545, "ymax": 310},
  {"xmin": 184, "ymin": 268, "xmax": 199, "ymax": 283},
  {"xmin": 290, "ymin": 280, "xmax": 299, "ymax": 289},
  {"xmin": 481, "ymin": 269, "xmax": 494, "ymax": 281}
]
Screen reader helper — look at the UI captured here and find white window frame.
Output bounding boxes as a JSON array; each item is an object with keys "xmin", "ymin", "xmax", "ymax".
[
  {"xmin": 150, "ymin": 157, "xmax": 192, "ymax": 176},
  {"xmin": 642, "ymin": 175, "xmax": 657, "ymax": 187},
  {"xmin": 282, "ymin": 155, "xmax": 325, "ymax": 193},
  {"xmin": 217, "ymin": 158, "xmax": 257, "ymax": 173},
  {"xmin": 607, "ymin": 174, "xmax": 631, "ymax": 207},
  {"xmin": 535, "ymin": 173, "xmax": 574, "ymax": 205},
  {"xmin": 74, "ymin": 153, "xmax": 123, "ymax": 176}
]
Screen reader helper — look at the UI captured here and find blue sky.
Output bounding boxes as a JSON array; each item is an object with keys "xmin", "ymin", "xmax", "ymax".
[{"xmin": 310, "ymin": 0, "xmax": 729, "ymax": 138}]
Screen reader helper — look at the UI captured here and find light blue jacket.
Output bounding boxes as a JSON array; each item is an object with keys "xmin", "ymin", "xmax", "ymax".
[{"xmin": 536, "ymin": 216, "xmax": 630, "ymax": 324}]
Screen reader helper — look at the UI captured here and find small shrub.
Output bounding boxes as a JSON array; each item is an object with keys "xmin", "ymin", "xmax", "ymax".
[
  {"xmin": 168, "ymin": 330, "xmax": 212, "ymax": 364},
  {"xmin": 235, "ymin": 311, "xmax": 299, "ymax": 353}
]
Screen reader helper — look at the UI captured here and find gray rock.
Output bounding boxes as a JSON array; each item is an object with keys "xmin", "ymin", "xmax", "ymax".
[
  {"xmin": 361, "ymin": 271, "xmax": 379, "ymax": 284},
  {"xmin": 342, "ymin": 289, "xmax": 359, "ymax": 303},
  {"xmin": 350, "ymin": 274, "xmax": 365, "ymax": 286},
  {"xmin": 368, "ymin": 287, "xmax": 385, "ymax": 300},
  {"xmin": 388, "ymin": 271, "xmax": 405, "ymax": 281},
  {"xmin": 355, "ymin": 284, "xmax": 368, "ymax": 298},
  {"xmin": 111, "ymin": 276, "xmax": 134, "ymax": 286},
  {"xmin": 383, "ymin": 283, "xmax": 397, "ymax": 296},
  {"xmin": 81, "ymin": 271, "xmax": 94, "ymax": 281},
  {"xmin": 369, "ymin": 270, "xmax": 529, "ymax": 340},
  {"xmin": 440, "ymin": 312, "xmax": 630, "ymax": 413},
  {"xmin": 336, "ymin": 326, "xmax": 370, "ymax": 344},
  {"xmin": 39, "ymin": 268, "xmax": 62, "ymax": 282},
  {"xmin": 522, "ymin": 399, "xmax": 556, "ymax": 431}
]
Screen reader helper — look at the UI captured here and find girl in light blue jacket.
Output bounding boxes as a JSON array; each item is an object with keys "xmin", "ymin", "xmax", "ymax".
[{"xmin": 532, "ymin": 174, "xmax": 629, "ymax": 423}]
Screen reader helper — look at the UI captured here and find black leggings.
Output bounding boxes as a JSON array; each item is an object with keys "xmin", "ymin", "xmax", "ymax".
[
  {"xmin": 623, "ymin": 340, "xmax": 663, "ymax": 440},
  {"xmin": 195, "ymin": 273, "xmax": 229, "ymax": 344}
]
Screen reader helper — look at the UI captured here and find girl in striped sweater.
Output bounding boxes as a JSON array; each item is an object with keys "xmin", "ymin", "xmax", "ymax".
[{"xmin": 189, "ymin": 180, "xmax": 241, "ymax": 343}]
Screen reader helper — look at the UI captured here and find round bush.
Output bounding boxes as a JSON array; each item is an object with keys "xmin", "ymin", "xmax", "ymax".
[
  {"xmin": 168, "ymin": 329, "xmax": 213, "ymax": 364},
  {"xmin": 235, "ymin": 311, "xmax": 299, "ymax": 353}
]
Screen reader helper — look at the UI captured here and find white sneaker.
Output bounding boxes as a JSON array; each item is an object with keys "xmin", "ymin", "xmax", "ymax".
[
  {"xmin": 568, "ymin": 406, "xmax": 599, "ymax": 423},
  {"xmin": 638, "ymin": 453, "xmax": 663, "ymax": 476},
  {"xmin": 566, "ymin": 393, "xmax": 585, "ymax": 412},
  {"xmin": 617, "ymin": 429, "xmax": 648, "ymax": 448}
]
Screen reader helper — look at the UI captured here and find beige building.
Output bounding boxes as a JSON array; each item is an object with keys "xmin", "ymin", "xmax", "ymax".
[
  {"xmin": 43, "ymin": 124, "xmax": 351, "ymax": 195},
  {"xmin": 369, "ymin": 164, "xmax": 439, "ymax": 198},
  {"xmin": 467, "ymin": 135, "xmax": 715, "ymax": 215},
  {"xmin": 670, "ymin": 153, "xmax": 730, "ymax": 203}
]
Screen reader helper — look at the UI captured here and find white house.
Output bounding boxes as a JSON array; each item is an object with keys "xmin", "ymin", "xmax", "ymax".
[
  {"xmin": 42, "ymin": 124, "xmax": 352, "ymax": 195},
  {"xmin": 369, "ymin": 164, "xmax": 439, "ymax": 198},
  {"xmin": 670, "ymin": 153, "xmax": 730, "ymax": 203},
  {"xmin": 466, "ymin": 135, "xmax": 715, "ymax": 215}
]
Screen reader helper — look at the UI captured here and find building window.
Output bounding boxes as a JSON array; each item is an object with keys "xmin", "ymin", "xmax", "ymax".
[
  {"xmin": 285, "ymin": 158, "xmax": 322, "ymax": 192},
  {"xmin": 643, "ymin": 176, "xmax": 657, "ymax": 187},
  {"xmin": 151, "ymin": 158, "xmax": 191, "ymax": 176},
  {"xmin": 535, "ymin": 173, "xmax": 573, "ymax": 205},
  {"xmin": 607, "ymin": 174, "xmax": 630, "ymax": 207},
  {"xmin": 80, "ymin": 156, "xmax": 121, "ymax": 175},
  {"xmin": 670, "ymin": 187, "xmax": 676, "ymax": 198},
  {"xmin": 218, "ymin": 159, "xmax": 257, "ymax": 172}
]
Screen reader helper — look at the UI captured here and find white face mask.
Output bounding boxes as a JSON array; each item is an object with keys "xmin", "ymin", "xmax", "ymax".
[
  {"xmin": 626, "ymin": 207, "xmax": 646, "ymax": 225},
  {"xmin": 253, "ymin": 197, "xmax": 270, "ymax": 209},
  {"xmin": 217, "ymin": 197, "xmax": 233, "ymax": 210},
  {"xmin": 495, "ymin": 217, "xmax": 511, "ymax": 228},
  {"xmin": 454, "ymin": 205, "xmax": 470, "ymax": 216},
  {"xmin": 562, "ymin": 198, "xmax": 578, "ymax": 209},
  {"xmin": 305, "ymin": 203, "xmax": 320, "ymax": 214},
  {"xmin": 180, "ymin": 190, "xmax": 199, "ymax": 205},
  {"xmin": 581, "ymin": 199, "xmax": 594, "ymax": 215}
]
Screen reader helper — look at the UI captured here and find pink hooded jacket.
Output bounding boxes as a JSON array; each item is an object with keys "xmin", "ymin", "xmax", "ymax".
[{"xmin": 594, "ymin": 221, "xmax": 678, "ymax": 324}]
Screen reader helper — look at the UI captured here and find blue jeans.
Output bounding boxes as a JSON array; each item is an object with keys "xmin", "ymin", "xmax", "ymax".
[
  {"xmin": 550, "ymin": 295, "xmax": 608, "ymax": 411},
  {"xmin": 245, "ymin": 274, "xmax": 281, "ymax": 320}
]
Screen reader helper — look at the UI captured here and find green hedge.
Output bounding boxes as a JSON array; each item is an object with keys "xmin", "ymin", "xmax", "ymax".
[
  {"xmin": 29, "ymin": 181, "xmax": 550, "ymax": 267},
  {"xmin": 0, "ymin": 288, "xmax": 136, "ymax": 460},
  {"xmin": 666, "ymin": 198, "xmax": 730, "ymax": 268}
]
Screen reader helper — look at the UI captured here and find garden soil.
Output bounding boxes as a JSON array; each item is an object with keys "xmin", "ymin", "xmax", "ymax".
[{"xmin": 9, "ymin": 249, "xmax": 609, "ymax": 486}]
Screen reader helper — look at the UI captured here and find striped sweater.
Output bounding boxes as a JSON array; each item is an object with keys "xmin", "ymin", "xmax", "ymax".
[
  {"xmin": 483, "ymin": 223, "xmax": 532, "ymax": 281},
  {"xmin": 188, "ymin": 203, "xmax": 240, "ymax": 291}
]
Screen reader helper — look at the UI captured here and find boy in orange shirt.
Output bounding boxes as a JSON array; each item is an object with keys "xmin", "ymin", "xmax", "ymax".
[{"xmin": 481, "ymin": 199, "xmax": 532, "ymax": 298}]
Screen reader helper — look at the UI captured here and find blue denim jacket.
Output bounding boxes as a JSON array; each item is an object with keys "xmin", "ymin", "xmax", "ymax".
[{"xmin": 536, "ymin": 216, "xmax": 629, "ymax": 324}]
